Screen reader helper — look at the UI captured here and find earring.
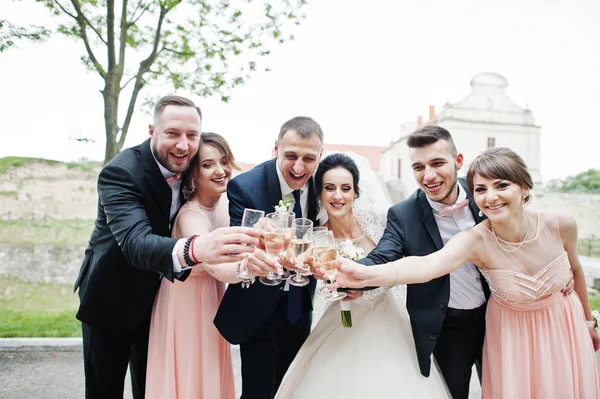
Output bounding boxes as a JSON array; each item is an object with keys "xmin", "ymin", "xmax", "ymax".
[
  {"xmin": 183, "ymin": 178, "xmax": 197, "ymax": 201},
  {"xmin": 478, "ymin": 210, "xmax": 483, "ymax": 218},
  {"xmin": 317, "ymin": 199, "xmax": 322, "ymax": 208}
]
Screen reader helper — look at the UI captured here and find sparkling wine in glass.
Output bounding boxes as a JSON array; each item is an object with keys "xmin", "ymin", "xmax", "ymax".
[
  {"xmin": 315, "ymin": 231, "xmax": 346, "ymax": 301},
  {"xmin": 259, "ymin": 229, "xmax": 285, "ymax": 286},
  {"xmin": 288, "ymin": 218, "xmax": 313, "ymax": 287},
  {"xmin": 235, "ymin": 208, "xmax": 264, "ymax": 284}
]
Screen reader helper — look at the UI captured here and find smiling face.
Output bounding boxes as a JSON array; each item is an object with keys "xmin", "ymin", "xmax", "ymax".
[
  {"xmin": 409, "ymin": 139, "xmax": 463, "ymax": 205},
  {"xmin": 149, "ymin": 105, "xmax": 201, "ymax": 174},
  {"xmin": 195, "ymin": 144, "xmax": 232, "ymax": 197},
  {"xmin": 275, "ymin": 129, "xmax": 322, "ymax": 190},
  {"xmin": 319, "ymin": 167, "xmax": 357, "ymax": 219},
  {"xmin": 472, "ymin": 175, "xmax": 529, "ymax": 222}
]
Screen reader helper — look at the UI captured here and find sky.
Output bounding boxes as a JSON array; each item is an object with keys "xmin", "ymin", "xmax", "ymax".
[{"xmin": 1, "ymin": 0, "xmax": 599, "ymax": 181}]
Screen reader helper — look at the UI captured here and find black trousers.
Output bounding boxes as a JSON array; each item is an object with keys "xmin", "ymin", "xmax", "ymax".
[
  {"xmin": 433, "ymin": 306, "xmax": 486, "ymax": 399},
  {"xmin": 239, "ymin": 293, "xmax": 312, "ymax": 399},
  {"xmin": 81, "ymin": 314, "xmax": 151, "ymax": 399}
]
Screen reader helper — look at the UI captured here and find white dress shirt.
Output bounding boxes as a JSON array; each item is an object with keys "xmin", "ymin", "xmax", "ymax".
[
  {"xmin": 151, "ymin": 151, "xmax": 185, "ymax": 273},
  {"xmin": 275, "ymin": 161, "xmax": 308, "ymax": 218},
  {"xmin": 426, "ymin": 184, "xmax": 486, "ymax": 310}
]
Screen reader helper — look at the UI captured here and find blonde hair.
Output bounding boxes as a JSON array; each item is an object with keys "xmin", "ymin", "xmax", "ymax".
[{"xmin": 467, "ymin": 147, "xmax": 533, "ymax": 203}]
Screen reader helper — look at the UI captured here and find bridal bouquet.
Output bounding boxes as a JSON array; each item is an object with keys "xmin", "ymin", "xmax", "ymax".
[{"xmin": 336, "ymin": 239, "xmax": 366, "ymax": 328}]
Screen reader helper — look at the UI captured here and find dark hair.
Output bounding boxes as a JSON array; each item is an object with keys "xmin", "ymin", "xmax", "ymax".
[
  {"xmin": 278, "ymin": 116, "xmax": 323, "ymax": 146},
  {"xmin": 467, "ymin": 147, "xmax": 533, "ymax": 203},
  {"xmin": 314, "ymin": 153, "xmax": 360, "ymax": 198},
  {"xmin": 153, "ymin": 95, "xmax": 202, "ymax": 125},
  {"xmin": 406, "ymin": 125, "xmax": 457, "ymax": 156},
  {"xmin": 198, "ymin": 132, "xmax": 240, "ymax": 171}
]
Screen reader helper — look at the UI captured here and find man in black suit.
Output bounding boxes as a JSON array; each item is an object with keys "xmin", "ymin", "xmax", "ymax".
[
  {"xmin": 359, "ymin": 125, "xmax": 489, "ymax": 399},
  {"xmin": 214, "ymin": 116, "xmax": 323, "ymax": 398},
  {"xmin": 74, "ymin": 95, "xmax": 259, "ymax": 399}
]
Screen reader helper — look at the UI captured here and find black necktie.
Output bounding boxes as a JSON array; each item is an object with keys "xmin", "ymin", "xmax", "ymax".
[
  {"xmin": 288, "ymin": 189, "xmax": 303, "ymax": 324},
  {"xmin": 292, "ymin": 190, "xmax": 302, "ymax": 219}
]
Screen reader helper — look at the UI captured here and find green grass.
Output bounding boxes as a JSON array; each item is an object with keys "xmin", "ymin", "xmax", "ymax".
[
  {"xmin": 579, "ymin": 238, "xmax": 600, "ymax": 259},
  {"xmin": 0, "ymin": 190, "xmax": 18, "ymax": 196},
  {"xmin": 588, "ymin": 293, "xmax": 600, "ymax": 312},
  {"xmin": 0, "ymin": 277, "xmax": 81, "ymax": 338},
  {"xmin": 0, "ymin": 156, "xmax": 101, "ymax": 174},
  {"xmin": 0, "ymin": 219, "xmax": 94, "ymax": 246}
]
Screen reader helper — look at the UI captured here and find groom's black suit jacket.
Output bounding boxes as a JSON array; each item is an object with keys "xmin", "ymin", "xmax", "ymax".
[
  {"xmin": 360, "ymin": 179, "xmax": 489, "ymax": 377},
  {"xmin": 214, "ymin": 158, "xmax": 318, "ymax": 344},
  {"xmin": 74, "ymin": 139, "xmax": 188, "ymax": 333}
]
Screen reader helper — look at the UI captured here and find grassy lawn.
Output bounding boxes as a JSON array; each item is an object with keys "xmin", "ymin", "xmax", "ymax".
[
  {"xmin": 579, "ymin": 238, "xmax": 600, "ymax": 259},
  {"xmin": 1, "ymin": 275, "xmax": 599, "ymax": 338},
  {"xmin": 0, "ymin": 156, "xmax": 101, "ymax": 174},
  {"xmin": 0, "ymin": 276, "xmax": 81, "ymax": 338},
  {"xmin": 0, "ymin": 219, "xmax": 94, "ymax": 246}
]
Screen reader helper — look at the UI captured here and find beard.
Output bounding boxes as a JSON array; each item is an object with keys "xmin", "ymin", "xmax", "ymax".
[{"xmin": 152, "ymin": 140, "xmax": 190, "ymax": 174}]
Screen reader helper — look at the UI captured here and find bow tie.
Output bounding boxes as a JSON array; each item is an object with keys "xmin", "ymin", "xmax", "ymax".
[
  {"xmin": 439, "ymin": 199, "xmax": 469, "ymax": 217},
  {"xmin": 166, "ymin": 173, "xmax": 182, "ymax": 185}
]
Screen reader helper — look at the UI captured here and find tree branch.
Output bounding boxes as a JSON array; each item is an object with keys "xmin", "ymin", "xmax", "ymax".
[
  {"xmin": 118, "ymin": 0, "xmax": 128, "ymax": 69},
  {"xmin": 68, "ymin": 0, "xmax": 106, "ymax": 78},
  {"xmin": 56, "ymin": 0, "xmax": 107, "ymax": 46},
  {"xmin": 106, "ymin": 0, "xmax": 116, "ymax": 70},
  {"xmin": 129, "ymin": 1, "xmax": 152, "ymax": 27}
]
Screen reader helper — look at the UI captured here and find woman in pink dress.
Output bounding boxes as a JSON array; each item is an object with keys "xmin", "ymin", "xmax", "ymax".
[
  {"xmin": 333, "ymin": 147, "xmax": 600, "ymax": 399},
  {"xmin": 145, "ymin": 133, "xmax": 242, "ymax": 399}
]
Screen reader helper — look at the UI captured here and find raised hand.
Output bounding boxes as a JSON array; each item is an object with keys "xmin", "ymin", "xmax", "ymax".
[
  {"xmin": 191, "ymin": 226, "xmax": 259, "ymax": 265},
  {"xmin": 246, "ymin": 247, "xmax": 280, "ymax": 276},
  {"xmin": 331, "ymin": 258, "xmax": 374, "ymax": 289}
]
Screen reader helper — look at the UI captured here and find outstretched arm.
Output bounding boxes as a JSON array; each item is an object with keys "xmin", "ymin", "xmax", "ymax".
[
  {"xmin": 335, "ymin": 230, "xmax": 484, "ymax": 288},
  {"xmin": 558, "ymin": 212, "xmax": 600, "ymax": 351}
]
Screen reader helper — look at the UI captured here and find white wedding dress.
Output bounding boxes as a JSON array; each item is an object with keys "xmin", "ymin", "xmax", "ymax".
[{"xmin": 275, "ymin": 208, "xmax": 450, "ymax": 399}]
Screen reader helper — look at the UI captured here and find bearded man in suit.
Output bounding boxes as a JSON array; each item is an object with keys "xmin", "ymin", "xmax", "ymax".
[{"xmin": 74, "ymin": 95, "xmax": 259, "ymax": 399}]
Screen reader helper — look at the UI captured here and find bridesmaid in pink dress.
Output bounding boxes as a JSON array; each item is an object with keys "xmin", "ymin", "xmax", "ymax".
[
  {"xmin": 146, "ymin": 133, "xmax": 242, "ymax": 399},
  {"xmin": 333, "ymin": 147, "xmax": 600, "ymax": 399}
]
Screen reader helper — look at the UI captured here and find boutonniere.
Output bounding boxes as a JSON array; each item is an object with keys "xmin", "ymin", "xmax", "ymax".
[{"xmin": 274, "ymin": 199, "xmax": 294, "ymax": 213}]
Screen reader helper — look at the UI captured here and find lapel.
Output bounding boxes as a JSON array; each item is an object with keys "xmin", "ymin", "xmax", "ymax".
[
  {"xmin": 140, "ymin": 139, "xmax": 172, "ymax": 219},
  {"xmin": 266, "ymin": 159, "xmax": 283, "ymax": 210},
  {"xmin": 418, "ymin": 190, "xmax": 444, "ymax": 250}
]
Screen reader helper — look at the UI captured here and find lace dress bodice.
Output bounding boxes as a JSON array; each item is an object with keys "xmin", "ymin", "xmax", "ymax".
[{"xmin": 474, "ymin": 211, "xmax": 571, "ymax": 304}]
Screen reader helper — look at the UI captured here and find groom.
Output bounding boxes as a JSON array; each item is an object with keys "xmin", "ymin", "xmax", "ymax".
[
  {"xmin": 359, "ymin": 125, "xmax": 488, "ymax": 399},
  {"xmin": 214, "ymin": 116, "xmax": 322, "ymax": 398}
]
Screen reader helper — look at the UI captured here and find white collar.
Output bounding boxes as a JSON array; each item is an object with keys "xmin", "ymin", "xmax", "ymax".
[
  {"xmin": 275, "ymin": 160, "xmax": 306, "ymax": 197},
  {"xmin": 426, "ymin": 182, "xmax": 467, "ymax": 214}
]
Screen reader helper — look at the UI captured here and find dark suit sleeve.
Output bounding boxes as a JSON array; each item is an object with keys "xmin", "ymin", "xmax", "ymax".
[
  {"xmin": 358, "ymin": 206, "xmax": 406, "ymax": 266},
  {"xmin": 98, "ymin": 163, "xmax": 179, "ymax": 280},
  {"xmin": 227, "ymin": 178, "xmax": 251, "ymax": 227}
]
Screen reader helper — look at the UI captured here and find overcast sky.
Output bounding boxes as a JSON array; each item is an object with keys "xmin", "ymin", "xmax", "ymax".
[{"xmin": 1, "ymin": 0, "xmax": 598, "ymax": 180}]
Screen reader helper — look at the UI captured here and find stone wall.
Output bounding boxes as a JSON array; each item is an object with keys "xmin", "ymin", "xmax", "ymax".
[{"xmin": 0, "ymin": 244, "xmax": 84, "ymax": 285}]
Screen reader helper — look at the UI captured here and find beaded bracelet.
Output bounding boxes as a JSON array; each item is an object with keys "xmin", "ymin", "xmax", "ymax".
[{"xmin": 183, "ymin": 235, "xmax": 198, "ymax": 267}]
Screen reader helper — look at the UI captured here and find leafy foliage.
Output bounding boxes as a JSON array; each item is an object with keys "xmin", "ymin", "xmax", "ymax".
[
  {"xmin": 546, "ymin": 169, "xmax": 600, "ymax": 193},
  {"xmin": 4, "ymin": 0, "xmax": 308, "ymax": 163},
  {"xmin": 0, "ymin": 19, "xmax": 50, "ymax": 52}
]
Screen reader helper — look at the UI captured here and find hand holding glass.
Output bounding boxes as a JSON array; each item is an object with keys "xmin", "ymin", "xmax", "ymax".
[{"xmin": 235, "ymin": 208, "xmax": 264, "ymax": 285}]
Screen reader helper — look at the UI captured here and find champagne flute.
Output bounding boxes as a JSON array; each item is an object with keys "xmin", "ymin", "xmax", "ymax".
[
  {"xmin": 316, "ymin": 231, "xmax": 347, "ymax": 301},
  {"xmin": 312, "ymin": 228, "xmax": 334, "ymax": 295},
  {"xmin": 259, "ymin": 214, "xmax": 288, "ymax": 286},
  {"xmin": 235, "ymin": 208, "xmax": 264, "ymax": 286},
  {"xmin": 269, "ymin": 211, "xmax": 294, "ymax": 279},
  {"xmin": 288, "ymin": 218, "xmax": 313, "ymax": 287}
]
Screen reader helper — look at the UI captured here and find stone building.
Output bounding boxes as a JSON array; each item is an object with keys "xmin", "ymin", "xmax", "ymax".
[{"xmin": 382, "ymin": 72, "xmax": 542, "ymax": 200}]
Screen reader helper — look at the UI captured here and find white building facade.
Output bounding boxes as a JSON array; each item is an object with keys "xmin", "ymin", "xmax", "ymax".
[{"xmin": 382, "ymin": 72, "xmax": 542, "ymax": 200}]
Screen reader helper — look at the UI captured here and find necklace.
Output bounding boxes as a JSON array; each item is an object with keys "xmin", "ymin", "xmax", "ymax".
[{"xmin": 490, "ymin": 212, "xmax": 531, "ymax": 253}]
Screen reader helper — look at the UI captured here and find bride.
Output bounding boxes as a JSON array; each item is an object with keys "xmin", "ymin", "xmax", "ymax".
[{"xmin": 275, "ymin": 153, "xmax": 450, "ymax": 398}]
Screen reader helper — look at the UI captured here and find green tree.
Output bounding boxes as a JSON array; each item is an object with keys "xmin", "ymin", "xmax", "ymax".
[
  {"xmin": 2, "ymin": 0, "xmax": 307, "ymax": 164},
  {"xmin": 547, "ymin": 169, "xmax": 600, "ymax": 193}
]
